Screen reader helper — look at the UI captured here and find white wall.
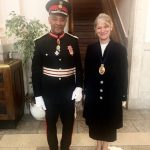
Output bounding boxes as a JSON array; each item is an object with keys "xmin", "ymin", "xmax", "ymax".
[
  {"xmin": 128, "ymin": 0, "xmax": 150, "ymax": 109},
  {"xmin": 145, "ymin": 0, "xmax": 150, "ymax": 43},
  {"xmin": 20, "ymin": 0, "xmax": 50, "ymax": 27},
  {"xmin": 0, "ymin": 0, "xmax": 20, "ymax": 29}
]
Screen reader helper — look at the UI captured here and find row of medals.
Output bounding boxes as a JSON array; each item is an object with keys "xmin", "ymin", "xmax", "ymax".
[
  {"xmin": 55, "ymin": 39, "xmax": 61, "ymax": 56},
  {"xmin": 55, "ymin": 38, "xmax": 105, "ymax": 75}
]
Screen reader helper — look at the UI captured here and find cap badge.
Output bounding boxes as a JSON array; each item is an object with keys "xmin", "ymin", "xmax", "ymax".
[{"xmin": 58, "ymin": 1, "xmax": 63, "ymax": 9}]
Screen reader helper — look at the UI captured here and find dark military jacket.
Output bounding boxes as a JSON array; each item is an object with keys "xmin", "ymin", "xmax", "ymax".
[
  {"xmin": 32, "ymin": 32, "xmax": 83, "ymax": 104},
  {"xmin": 83, "ymin": 40, "xmax": 128, "ymax": 129}
]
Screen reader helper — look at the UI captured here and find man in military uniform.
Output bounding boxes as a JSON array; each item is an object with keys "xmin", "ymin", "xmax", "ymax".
[{"xmin": 32, "ymin": 0, "xmax": 83, "ymax": 150}]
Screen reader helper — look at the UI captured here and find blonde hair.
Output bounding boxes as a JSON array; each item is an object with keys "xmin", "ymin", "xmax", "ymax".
[{"xmin": 94, "ymin": 13, "xmax": 113, "ymax": 30}]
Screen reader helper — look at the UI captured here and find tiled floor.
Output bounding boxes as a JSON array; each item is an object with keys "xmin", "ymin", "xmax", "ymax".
[{"xmin": 0, "ymin": 109, "xmax": 150, "ymax": 150}]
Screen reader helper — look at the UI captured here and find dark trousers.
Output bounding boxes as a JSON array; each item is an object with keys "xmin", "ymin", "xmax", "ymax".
[{"xmin": 45, "ymin": 101, "xmax": 75, "ymax": 150}]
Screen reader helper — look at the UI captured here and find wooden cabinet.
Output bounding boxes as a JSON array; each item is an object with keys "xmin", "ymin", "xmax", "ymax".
[{"xmin": 0, "ymin": 59, "xmax": 25, "ymax": 128}]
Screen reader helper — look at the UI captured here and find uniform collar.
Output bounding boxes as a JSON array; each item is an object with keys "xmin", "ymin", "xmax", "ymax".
[{"xmin": 49, "ymin": 31, "xmax": 65, "ymax": 39}]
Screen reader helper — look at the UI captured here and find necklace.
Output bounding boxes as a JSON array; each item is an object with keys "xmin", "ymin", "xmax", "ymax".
[{"xmin": 49, "ymin": 32, "xmax": 65, "ymax": 56}]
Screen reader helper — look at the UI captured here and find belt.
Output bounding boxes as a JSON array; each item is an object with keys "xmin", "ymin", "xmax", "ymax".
[{"xmin": 43, "ymin": 67, "xmax": 76, "ymax": 77}]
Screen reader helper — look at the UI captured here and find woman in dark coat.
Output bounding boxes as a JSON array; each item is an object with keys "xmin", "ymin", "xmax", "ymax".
[{"xmin": 83, "ymin": 13, "xmax": 128, "ymax": 150}]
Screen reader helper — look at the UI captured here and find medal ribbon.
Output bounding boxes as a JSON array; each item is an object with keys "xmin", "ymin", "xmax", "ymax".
[
  {"xmin": 99, "ymin": 41, "xmax": 111, "ymax": 74},
  {"xmin": 49, "ymin": 31, "xmax": 65, "ymax": 56}
]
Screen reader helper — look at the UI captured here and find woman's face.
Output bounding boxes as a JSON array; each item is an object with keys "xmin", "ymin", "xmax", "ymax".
[{"xmin": 95, "ymin": 19, "xmax": 112, "ymax": 43}]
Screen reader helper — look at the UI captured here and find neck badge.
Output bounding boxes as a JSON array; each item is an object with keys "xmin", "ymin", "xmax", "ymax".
[
  {"xmin": 55, "ymin": 39, "xmax": 61, "ymax": 56},
  {"xmin": 99, "ymin": 64, "xmax": 105, "ymax": 75}
]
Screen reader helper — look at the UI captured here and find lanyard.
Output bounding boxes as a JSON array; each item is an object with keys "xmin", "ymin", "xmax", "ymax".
[{"xmin": 99, "ymin": 41, "xmax": 111, "ymax": 75}]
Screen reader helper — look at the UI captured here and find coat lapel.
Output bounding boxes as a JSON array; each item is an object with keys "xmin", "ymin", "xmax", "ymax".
[
  {"xmin": 93, "ymin": 40, "xmax": 114, "ymax": 64},
  {"xmin": 103, "ymin": 40, "xmax": 113, "ymax": 59},
  {"xmin": 94, "ymin": 41, "xmax": 102, "ymax": 59}
]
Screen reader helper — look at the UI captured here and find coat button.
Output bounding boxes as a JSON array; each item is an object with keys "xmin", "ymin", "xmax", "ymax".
[
  {"xmin": 59, "ymin": 59, "xmax": 61, "ymax": 61},
  {"xmin": 100, "ymin": 89, "xmax": 103, "ymax": 92},
  {"xmin": 100, "ymin": 80, "xmax": 104, "ymax": 84},
  {"xmin": 59, "ymin": 78, "xmax": 61, "ymax": 80},
  {"xmin": 99, "ymin": 96, "xmax": 103, "ymax": 100}
]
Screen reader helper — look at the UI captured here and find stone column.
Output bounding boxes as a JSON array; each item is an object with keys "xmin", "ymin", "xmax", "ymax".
[{"xmin": 128, "ymin": 0, "xmax": 150, "ymax": 109}]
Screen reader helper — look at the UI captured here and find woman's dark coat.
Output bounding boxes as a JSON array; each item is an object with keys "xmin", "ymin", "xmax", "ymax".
[{"xmin": 83, "ymin": 40, "xmax": 128, "ymax": 129}]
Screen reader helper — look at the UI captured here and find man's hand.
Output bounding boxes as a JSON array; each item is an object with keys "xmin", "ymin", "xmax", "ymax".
[
  {"xmin": 35, "ymin": 96, "xmax": 46, "ymax": 110},
  {"xmin": 71, "ymin": 87, "xmax": 83, "ymax": 102}
]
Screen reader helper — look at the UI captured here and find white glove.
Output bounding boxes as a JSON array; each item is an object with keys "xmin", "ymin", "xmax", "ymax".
[
  {"xmin": 71, "ymin": 87, "xmax": 83, "ymax": 102},
  {"xmin": 35, "ymin": 96, "xmax": 46, "ymax": 110}
]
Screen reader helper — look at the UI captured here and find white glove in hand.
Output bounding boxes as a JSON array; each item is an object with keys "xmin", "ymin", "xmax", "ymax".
[
  {"xmin": 35, "ymin": 96, "xmax": 46, "ymax": 110},
  {"xmin": 71, "ymin": 87, "xmax": 83, "ymax": 102}
]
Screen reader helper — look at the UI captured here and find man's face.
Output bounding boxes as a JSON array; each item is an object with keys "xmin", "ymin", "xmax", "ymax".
[{"xmin": 48, "ymin": 14, "xmax": 67, "ymax": 34}]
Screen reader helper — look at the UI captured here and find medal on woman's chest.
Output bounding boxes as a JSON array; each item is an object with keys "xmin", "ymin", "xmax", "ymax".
[{"xmin": 99, "ymin": 64, "xmax": 105, "ymax": 75}]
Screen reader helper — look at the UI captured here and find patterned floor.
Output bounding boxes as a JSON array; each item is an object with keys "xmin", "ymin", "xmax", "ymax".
[
  {"xmin": 0, "ymin": 109, "xmax": 150, "ymax": 150},
  {"xmin": 37, "ymin": 146, "xmax": 150, "ymax": 150}
]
